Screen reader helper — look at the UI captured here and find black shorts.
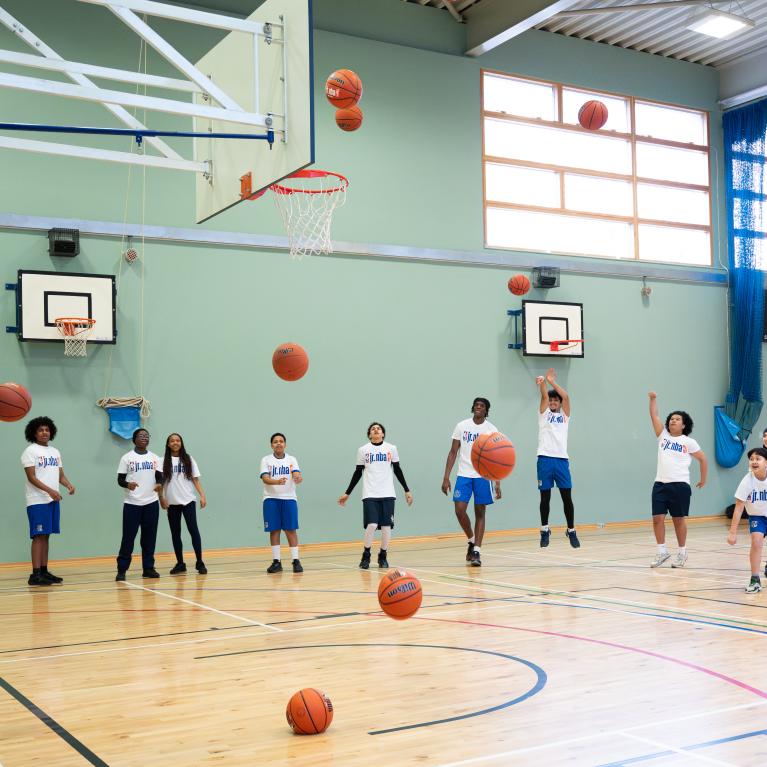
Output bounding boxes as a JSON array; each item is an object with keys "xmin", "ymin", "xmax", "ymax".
[
  {"xmin": 651, "ymin": 481, "xmax": 691, "ymax": 518},
  {"xmin": 362, "ymin": 497, "xmax": 395, "ymax": 529}
]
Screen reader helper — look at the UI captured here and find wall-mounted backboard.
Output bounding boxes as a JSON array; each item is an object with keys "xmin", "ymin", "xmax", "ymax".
[
  {"xmin": 522, "ymin": 300, "xmax": 584, "ymax": 358},
  {"xmin": 13, "ymin": 270, "xmax": 116, "ymax": 344}
]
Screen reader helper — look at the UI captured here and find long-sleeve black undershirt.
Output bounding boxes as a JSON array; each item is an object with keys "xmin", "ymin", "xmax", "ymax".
[
  {"xmin": 344, "ymin": 462, "xmax": 410, "ymax": 495},
  {"xmin": 117, "ymin": 471, "xmax": 163, "ymax": 488}
]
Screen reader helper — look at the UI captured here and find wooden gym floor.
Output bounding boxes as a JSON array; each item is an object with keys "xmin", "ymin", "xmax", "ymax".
[{"xmin": 1, "ymin": 518, "xmax": 766, "ymax": 767}]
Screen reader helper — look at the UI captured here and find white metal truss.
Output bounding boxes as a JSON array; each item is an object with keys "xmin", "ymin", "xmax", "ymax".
[{"xmin": 0, "ymin": 0, "xmax": 285, "ymax": 174}]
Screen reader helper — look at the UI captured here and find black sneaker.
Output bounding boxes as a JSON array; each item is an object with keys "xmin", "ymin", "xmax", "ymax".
[
  {"xmin": 378, "ymin": 551, "xmax": 389, "ymax": 569},
  {"xmin": 41, "ymin": 569, "xmax": 63, "ymax": 584},
  {"xmin": 115, "ymin": 571, "xmax": 126, "ymax": 582},
  {"xmin": 359, "ymin": 550, "xmax": 371, "ymax": 570},
  {"xmin": 764, "ymin": 563, "xmax": 767, "ymax": 578},
  {"xmin": 292, "ymin": 559, "xmax": 304, "ymax": 573},
  {"xmin": 540, "ymin": 529, "xmax": 550, "ymax": 548},
  {"xmin": 267, "ymin": 559, "xmax": 283, "ymax": 574},
  {"xmin": 28, "ymin": 573, "xmax": 52, "ymax": 586},
  {"xmin": 170, "ymin": 563, "xmax": 187, "ymax": 575},
  {"xmin": 470, "ymin": 550, "xmax": 482, "ymax": 567},
  {"xmin": 566, "ymin": 530, "xmax": 581, "ymax": 549},
  {"xmin": 196, "ymin": 561, "xmax": 208, "ymax": 574},
  {"xmin": 142, "ymin": 568, "xmax": 160, "ymax": 578},
  {"xmin": 466, "ymin": 542, "xmax": 475, "ymax": 562}
]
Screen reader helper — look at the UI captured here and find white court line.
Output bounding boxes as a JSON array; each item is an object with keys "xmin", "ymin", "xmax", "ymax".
[
  {"xmin": 430, "ymin": 700, "xmax": 767, "ymax": 767},
  {"xmin": 620, "ymin": 731, "xmax": 737, "ymax": 767},
  {"xmin": 122, "ymin": 581, "xmax": 283, "ymax": 631}
]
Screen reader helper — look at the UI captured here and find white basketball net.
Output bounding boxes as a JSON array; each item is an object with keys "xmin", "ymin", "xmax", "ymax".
[
  {"xmin": 271, "ymin": 170, "xmax": 348, "ymax": 258},
  {"xmin": 55, "ymin": 318, "xmax": 96, "ymax": 357}
]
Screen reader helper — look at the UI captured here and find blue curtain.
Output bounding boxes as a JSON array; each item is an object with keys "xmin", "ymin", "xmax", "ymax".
[{"xmin": 722, "ymin": 100, "xmax": 766, "ymax": 447}]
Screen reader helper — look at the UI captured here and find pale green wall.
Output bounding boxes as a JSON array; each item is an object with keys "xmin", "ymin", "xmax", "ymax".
[{"xmin": 0, "ymin": 1, "xmax": 734, "ymax": 563}]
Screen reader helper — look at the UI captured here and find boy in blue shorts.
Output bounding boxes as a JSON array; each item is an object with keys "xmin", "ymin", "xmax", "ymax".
[
  {"xmin": 21, "ymin": 416, "xmax": 75, "ymax": 586},
  {"xmin": 260, "ymin": 433, "xmax": 303, "ymax": 573},
  {"xmin": 442, "ymin": 397, "xmax": 502, "ymax": 567},
  {"xmin": 536, "ymin": 368, "xmax": 579, "ymax": 548}
]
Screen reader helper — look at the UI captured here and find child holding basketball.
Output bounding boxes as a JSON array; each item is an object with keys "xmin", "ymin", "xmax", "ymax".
[
  {"xmin": 260, "ymin": 433, "xmax": 303, "ymax": 573},
  {"xmin": 536, "ymin": 368, "xmax": 579, "ymax": 548},
  {"xmin": 21, "ymin": 416, "xmax": 75, "ymax": 586},
  {"xmin": 161, "ymin": 433, "xmax": 208, "ymax": 575},
  {"xmin": 442, "ymin": 398, "xmax": 502, "ymax": 567},
  {"xmin": 648, "ymin": 392, "xmax": 707, "ymax": 568},
  {"xmin": 727, "ymin": 447, "xmax": 767, "ymax": 593},
  {"xmin": 115, "ymin": 428, "xmax": 163, "ymax": 581},
  {"xmin": 338, "ymin": 422, "xmax": 413, "ymax": 569}
]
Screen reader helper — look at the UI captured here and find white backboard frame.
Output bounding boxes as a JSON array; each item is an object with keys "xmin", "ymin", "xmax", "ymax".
[{"xmin": 522, "ymin": 300, "xmax": 584, "ymax": 358}]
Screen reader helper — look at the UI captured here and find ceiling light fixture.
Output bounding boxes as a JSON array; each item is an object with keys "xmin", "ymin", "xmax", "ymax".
[{"xmin": 686, "ymin": 4, "xmax": 755, "ymax": 38}]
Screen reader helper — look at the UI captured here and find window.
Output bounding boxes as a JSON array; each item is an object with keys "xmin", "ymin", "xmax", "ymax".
[{"xmin": 482, "ymin": 72, "xmax": 712, "ymax": 266}]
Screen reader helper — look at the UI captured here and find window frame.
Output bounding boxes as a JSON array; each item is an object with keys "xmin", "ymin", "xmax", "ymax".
[{"xmin": 481, "ymin": 69, "xmax": 713, "ymax": 266}]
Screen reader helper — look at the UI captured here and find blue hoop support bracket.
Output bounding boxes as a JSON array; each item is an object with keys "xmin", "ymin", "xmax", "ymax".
[
  {"xmin": 507, "ymin": 309, "xmax": 523, "ymax": 350},
  {"xmin": 0, "ymin": 123, "xmax": 275, "ymax": 147},
  {"xmin": 6, "ymin": 282, "xmax": 19, "ymax": 335}
]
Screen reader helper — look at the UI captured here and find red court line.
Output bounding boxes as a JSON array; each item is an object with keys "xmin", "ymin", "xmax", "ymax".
[{"xmin": 418, "ymin": 615, "xmax": 767, "ymax": 700}]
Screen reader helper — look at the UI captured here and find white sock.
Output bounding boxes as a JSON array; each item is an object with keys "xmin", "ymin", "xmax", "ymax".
[
  {"xmin": 363, "ymin": 523, "xmax": 377, "ymax": 548},
  {"xmin": 381, "ymin": 526, "xmax": 392, "ymax": 550},
  {"xmin": 568, "ymin": 528, "xmax": 575, "ymax": 533},
  {"xmin": 468, "ymin": 536, "xmax": 475, "ymax": 544},
  {"xmin": 290, "ymin": 547, "xmax": 299, "ymax": 560},
  {"xmin": 271, "ymin": 545, "xmax": 281, "ymax": 560},
  {"xmin": 678, "ymin": 547, "xmax": 686, "ymax": 555},
  {"xmin": 474, "ymin": 546, "xmax": 481, "ymax": 554},
  {"xmin": 658, "ymin": 544, "xmax": 668, "ymax": 554},
  {"xmin": 541, "ymin": 526, "xmax": 550, "ymax": 532}
]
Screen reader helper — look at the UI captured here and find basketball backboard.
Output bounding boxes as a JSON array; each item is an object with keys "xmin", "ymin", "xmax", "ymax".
[
  {"xmin": 193, "ymin": 0, "xmax": 315, "ymax": 223},
  {"xmin": 522, "ymin": 300, "xmax": 584, "ymax": 357},
  {"xmin": 13, "ymin": 270, "xmax": 116, "ymax": 345}
]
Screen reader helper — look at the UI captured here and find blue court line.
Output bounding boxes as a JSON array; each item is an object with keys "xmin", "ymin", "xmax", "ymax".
[
  {"xmin": 596, "ymin": 728, "xmax": 767, "ymax": 766},
  {"xmin": 195, "ymin": 642, "xmax": 547, "ymax": 735}
]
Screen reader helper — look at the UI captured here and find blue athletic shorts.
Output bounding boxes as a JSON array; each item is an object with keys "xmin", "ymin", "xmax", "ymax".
[
  {"xmin": 537, "ymin": 456, "xmax": 572, "ymax": 491},
  {"xmin": 750, "ymin": 516, "xmax": 767, "ymax": 536},
  {"xmin": 651, "ymin": 481, "xmax": 691, "ymax": 518},
  {"xmin": 27, "ymin": 501, "xmax": 61, "ymax": 538},
  {"xmin": 453, "ymin": 476, "xmax": 493, "ymax": 506},
  {"xmin": 263, "ymin": 498, "xmax": 299, "ymax": 532},
  {"xmin": 362, "ymin": 497, "xmax": 395, "ymax": 529}
]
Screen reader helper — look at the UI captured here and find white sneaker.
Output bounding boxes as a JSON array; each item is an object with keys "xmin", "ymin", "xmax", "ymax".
[
  {"xmin": 650, "ymin": 551, "xmax": 671, "ymax": 568},
  {"xmin": 746, "ymin": 577, "xmax": 762, "ymax": 594},
  {"xmin": 671, "ymin": 551, "xmax": 688, "ymax": 568}
]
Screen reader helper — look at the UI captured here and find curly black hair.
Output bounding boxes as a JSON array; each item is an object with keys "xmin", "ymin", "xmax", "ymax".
[
  {"xmin": 471, "ymin": 397, "xmax": 491, "ymax": 414},
  {"xmin": 665, "ymin": 410, "xmax": 693, "ymax": 436},
  {"xmin": 367, "ymin": 422, "xmax": 386, "ymax": 439},
  {"xmin": 24, "ymin": 416, "xmax": 57, "ymax": 443}
]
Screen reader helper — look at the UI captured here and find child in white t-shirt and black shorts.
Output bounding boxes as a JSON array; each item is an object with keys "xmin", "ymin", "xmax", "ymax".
[
  {"xmin": 648, "ymin": 392, "xmax": 708, "ymax": 569},
  {"xmin": 339, "ymin": 422, "xmax": 413, "ymax": 569},
  {"xmin": 727, "ymin": 446, "xmax": 767, "ymax": 593}
]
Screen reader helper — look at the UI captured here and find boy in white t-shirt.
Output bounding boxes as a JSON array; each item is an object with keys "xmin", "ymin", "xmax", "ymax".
[
  {"xmin": 260, "ymin": 433, "xmax": 303, "ymax": 574},
  {"xmin": 442, "ymin": 398, "xmax": 502, "ymax": 567},
  {"xmin": 727, "ymin": 447, "xmax": 767, "ymax": 593},
  {"xmin": 115, "ymin": 428, "xmax": 164, "ymax": 581},
  {"xmin": 536, "ymin": 368, "xmax": 579, "ymax": 549},
  {"xmin": 648, "ymin": 392, "xmax": 707, "ymax": 569},
  {"xmin": 339, "ymin": 422, "xmax": 413, "ymax": 569},
  {"xmin": 21, "ymin": 416, "xmax": 76, "ymax": 586}
]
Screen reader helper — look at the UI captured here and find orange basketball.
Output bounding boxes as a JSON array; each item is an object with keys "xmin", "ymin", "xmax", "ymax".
[
  {"xmin": 0, "ymin": 382, "xmax": 32, "ymax": 422},
  {"xmin": 471, "ymin": 432, "xmax": 516, "ymax": 481},
  {"xmin": 508, "ymin": 274, "xmax": 530, "ymax": 296},
  {"xmin": 578, "ymin": 100, "xmax": 608, "ymax": 130},
  {"xmin": 272, "ymin": 342, "xmax": 309, "ymax": 382},
  {"xmin": 286, "ymin": 688, "xmax": 333, "ymax": 735},
  {"xmin": 335, "ymin": 105, "xmax": 363, "ymax": 132},
  {"xmin": 377, "ymin": 568, "xmax": 422, "ymax": 620},
  {"xmin": 325, "ymin": 69, "xmax": 363, "ymax": 108}
]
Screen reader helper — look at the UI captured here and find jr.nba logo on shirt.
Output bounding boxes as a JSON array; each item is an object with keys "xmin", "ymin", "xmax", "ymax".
[
  {"xmin": 749, "ymin": 489, "xmax": 767, "ymax": 503},
  {"xmin": 365, "ymin": 451, "xmax": 391, "ymax": 464},
  {"xmin": 463, "ymin": 431, "xmax": 479, "ymax": 444},
  {"xmin": 660, "ymin": 438, "xmax": 688, "ymax": 454},
  {"xmin": 271, "ymin": 465, "xmax": 293, "ymax": 477},
  {"xmin": 37, "ymin": 455, "xmax": 60, "ymax": 468},
  {"xmin": 128, "ymin": 459, "xmax": 156, "ymax": 472},
  {"xmin": 547, "ymin": 413, "xmax": 565, "ymax": 425}
]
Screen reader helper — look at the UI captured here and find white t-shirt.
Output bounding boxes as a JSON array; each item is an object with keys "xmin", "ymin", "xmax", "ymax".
[
  {"xmin": 164, "ymin": 456, "xmax": 201, "ymax": 506},
  {"xmin": 357, "ymin": 441, "xmax": 400, "ymax": 499},
  {"xmin": 21, "ymin": 444, "xmax": 62, "ymax": 506},
  {"xmin": 655, "ymin": 429, "xmax": 701, "ymax": 484},
  {"xmin": 260, "ymin": 453, "xmax": 301, "ymax": 500},
  {"xmin": 118, "ymin": 450, "xmax": 161, "ymax": 506},
  {"xmin": 735, "ymin": 472, "xmax": 767, "ymax": 518},
  {"xmin": 452, "ymin": 418, "xmax": 498, "ymax": 479},
  {"xmin": 537, "ymin": 408, "xmax": 569, "ymax": 458}
]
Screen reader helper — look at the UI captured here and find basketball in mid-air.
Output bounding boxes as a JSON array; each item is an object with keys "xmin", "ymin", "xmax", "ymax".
[
  {"xmin": 272, "ymin": 343, "xmax": 309, "ymax": 382},
  {"xmin": 471, "ymin": 432, "xmax": 516, "ymax": 481},
  {"xmin": 578, "ymin": 100, "xmax": 608, "ymax": 130},
  {"xmin": 335, "ymin": 105, "xmax": 363, "ymax": 132},
  {"xmin": 0, "ymin": 382, "xmax": 32, "ymax": 422},
  {"xmin": 325, "ymin": 69, "xmax": 363, "ymax": 109},
  {"xmin": 377, "ymin": 568, "xmax": 422, "ymax": 620},
  {"xmin": 286, "ymin": 688, "xmax": 333, "ymax": 734},
  {"xmin": 508, "ymin": 274, "xmax": 530, "ymax": 296}
]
